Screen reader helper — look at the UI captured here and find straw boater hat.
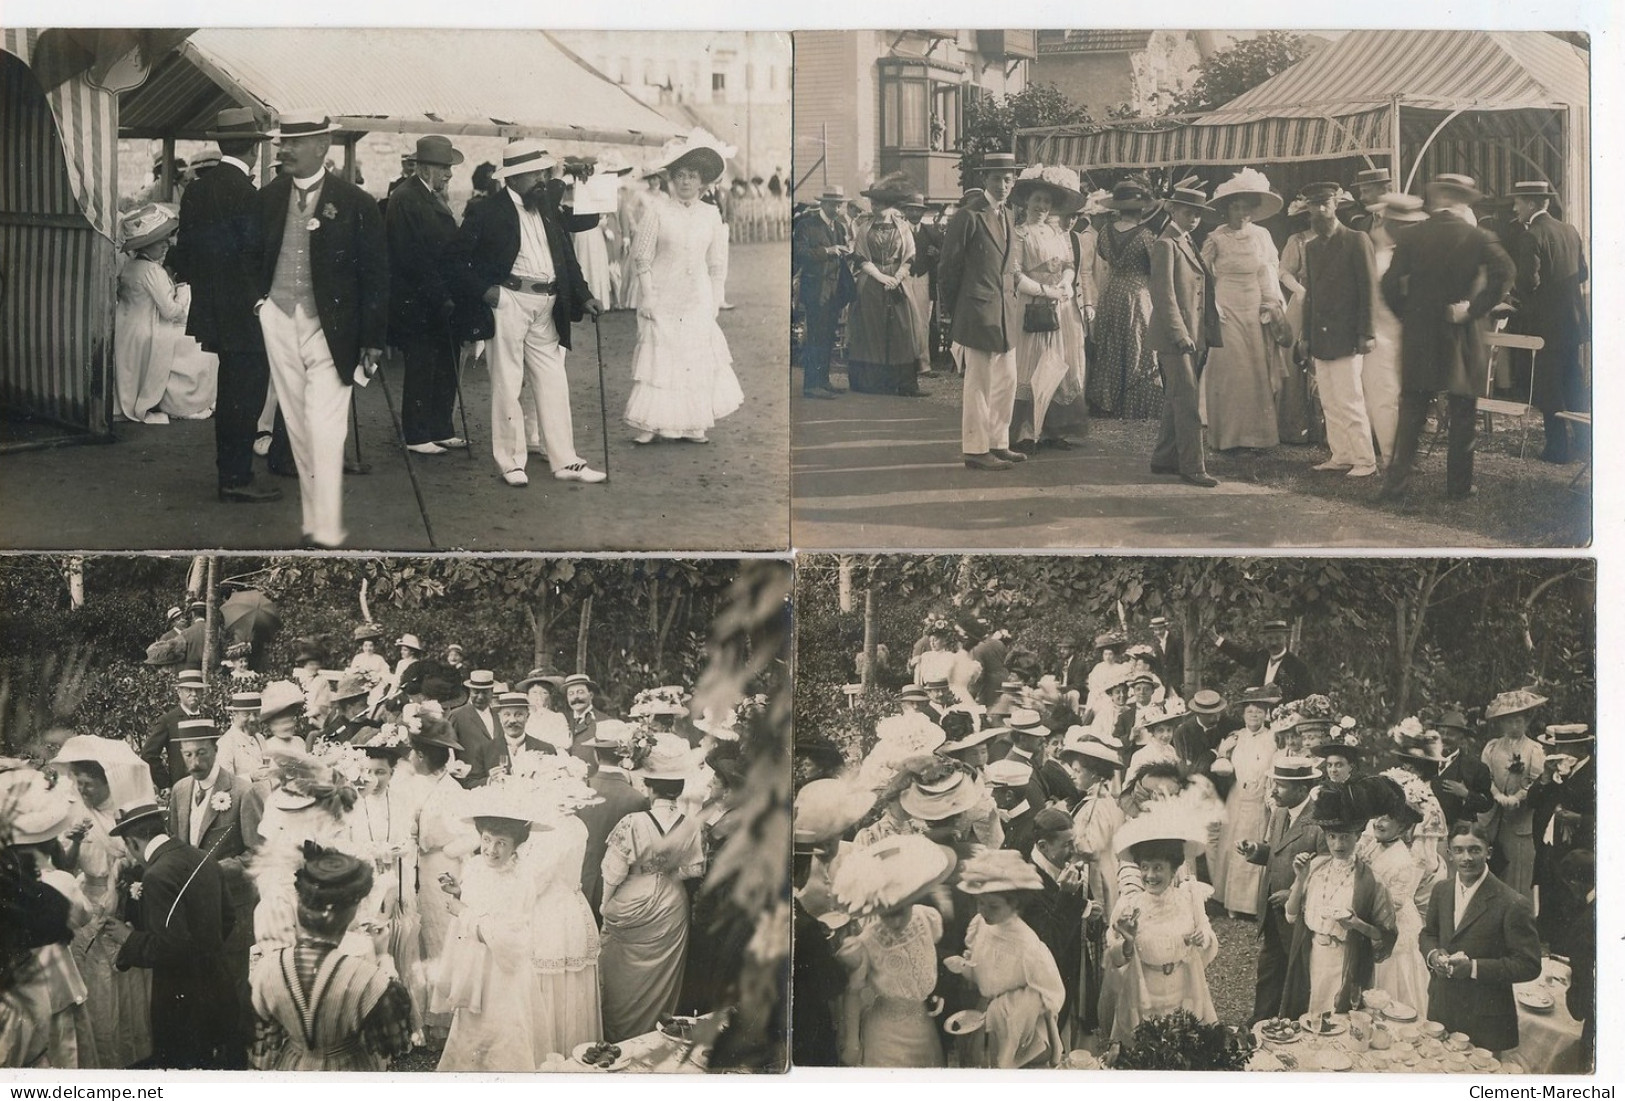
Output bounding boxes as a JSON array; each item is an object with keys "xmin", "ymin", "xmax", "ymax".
[
  {"xmin": 395, "ymin": 634, "xmax": 424, "ymax": 653},
  {"xmin": 175, "ymin": 668, "xmax": 206, "ymax": 690},
  {"xmin": 1377, "ymin": 193, "xmax": 1428, "ymax": 224},
  {"xmin": 1009, "ymin": 164, "xmax": 1086, "ymax": 217},
  {"xmin": 1102, "ymin": 176, "xmax": 1156, "ymax": 211},
  {"xmin": 1239, "ymin": 685, "xmax": 1281, "ymax": 708},
  {"xmin": 107, "ymin": 801, "xmax": 168, "ymax": 838},
  {"xmin": 814, "ymin": 185, "xmax": 846, "ymax": 205},
  {"xmin": 793, "ymin": 778, "xmax": 876, "ymax": 851},
  {"xmin": 562, "ymin": 672, "xmax": 598, "ymax": 694},
  {"xmin": 495, "ymin": 690, "xmax": 530, "ymax": 711},
  {"xmin": 1270, "ymin": 755, "xmax": 1322, "ymax": 784},
  {"xmin": 266, "ymin": 109, "xmax": 345, "ymax": 140},
  {"xmin": 1005, "ymin": 708, "xmax": 1047, "ymax": 740},
  {"xmin": 165, "ymin": 605, "xmax": 185, "ymax": 624},
  {"xmin": 1163, "ymin": 182, "xmax": 1215, "ymax": 215},
  {"xmin": 120, "ymin": 204, "xmax": 179, "ymax": 252},
  {"xmin": 833, "ymin": 833, "xmax": 957, "ymax": 916},
  {"xmin": 956, "ymin": 848, "xmax": 1044, "ymax": 895},
  {"xmin": 898, "ymin": 684, "xmax": 930, "ymax": 704},
  {"xmin": 493, "ymin": 138, "xmax": 557, "ymax": 180},
  {"xmin": 899, "ymin": 768, "xmax": 985, "ymax": 821},
  {"xmin": 984, "ymin": 759, "xmax": 1034, "ymax": 791},
  {"xmin": 1352, "ymin": 166, "xmax": 1392, "ymax": 191},
  {"xmin": 976, "ymin": 151, "xmax": 1024, "ymax": 175},
  {"xmin": 1540, "ymin": 723, "xmax": 1592, "ymax": 749},
  {"xmin": 1210, "ymin": 167, "xmax": 1284, "ymax": 220},
  {"xmin": 172, "ymin": 717, "xmax": 220, "ymax": 744},
  {"xmin": 1485, "ymin": 689, "xmax": 1547, "ymax": 721},
  {"xmin": 463, "ymin": 669, "xmax": 496, "ymax": 692},
  {"xmin": 189, "ymin": 148, "xmax": 222, "ymax": 173},
  {"xmin": 656, "ymin": 127, "xmax": 733, "ymax": 186},
  {"xmin": 1189, "ymin": 690, "xmax": 1227, "ymax": 716}
]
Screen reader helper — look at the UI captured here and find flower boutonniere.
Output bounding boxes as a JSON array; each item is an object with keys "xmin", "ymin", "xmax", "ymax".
[
  {"xmin": 128, "ymin": 881, "xmax": 144, "ymax": 901},
  {"xmin": 306, "ymin": 217, "xmax": 321, "ymax": 232},
  {"xmin": 322, "ymin": 202, "xmax": 338, "ymax": 221},
  {"xmin": 210, "ymin": 791, "xmax": 234, "ymax": 813}
]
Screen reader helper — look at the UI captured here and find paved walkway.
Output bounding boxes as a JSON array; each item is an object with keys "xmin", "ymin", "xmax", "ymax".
[{"xmin": 792, "ymin": 390, "xmax": 1501, "ymax": 549}]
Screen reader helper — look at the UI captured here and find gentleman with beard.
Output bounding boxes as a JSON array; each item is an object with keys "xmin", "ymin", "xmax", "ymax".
[{"xmin": 449, "ymin": 138, "xmax": 604, "ymax": 489}]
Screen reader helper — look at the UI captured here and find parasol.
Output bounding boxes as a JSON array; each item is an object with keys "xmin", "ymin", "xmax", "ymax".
[{"xmin": 220, "ymin": 590, "xmax": 281, "ymax": 637}]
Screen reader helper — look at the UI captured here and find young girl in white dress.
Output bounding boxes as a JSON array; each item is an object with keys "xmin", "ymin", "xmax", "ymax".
[{"xmin": 113, "ymin": 204, "xmax": 217, "ymax": 424}]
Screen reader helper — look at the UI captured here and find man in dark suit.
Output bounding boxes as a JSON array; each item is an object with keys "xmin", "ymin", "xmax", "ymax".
[
  {"xmin": 447, "ymin": 669, "xmax": 499, "ymax": 786},
  {"xmin": 1378, "ymin": 173, "xmax": 1515, "ymax": 502},
  {"xmin": 112, "ymin": 801, "xmax": 238, "ymax": 1069},
  {"xmin": 987, "ymin": 759, "xmax": 1039, "ymax": 853},
  {"xmin": 140, "ymin": 668, "xmax": 208, "ymax": 791},
  {"xmin": 1212, "ymin": 620, "xmax": 1317, "ymax": 702},
  {"xmin": 1431, "ymin": 708, "xmax": 1495, "ymax": 826},
  {"xmin": 250, "ymin": 110, "xmax": 389, "ymax": 549},
  {"xmin": 386, "ymin": 135, "xmax": 467, "ymax": 455},
  {"xmin": 1297, "ymin": 180, "xmax": 1379, "ymax": 477},
  {"xmin": 1529, "ymin": 725, "xmax": 1595, "ymax": 954},
  {"xmin": 577, "ymin": 727, "xmax": 651, "ymax": 917},
  {"xmin": 938, "ymin": 152, "xmax": 1025, "ymax": 472},
  {"xmin": 1420, "ymin": 821, "xmax": 1542, "ymax": 1053},
  {"xmin": 1147, "ymin": 614, "xmax": 1184, "ymax": 693},
  {"xmin": 318, "ymin": 674, "xmax": 378, "ymax": 746},
  {"xmin": 1026, "ymin": 807, "xmax": 1088, "ymax": 1034},
  {"xmin": 1505, "ymin": 180, "xmax": 1589, "ymax": 463},
  {"xmin": 170, "ymin": 108, "xmax": 282, "ymax": 505},
  {"xmin": 1173, "ymin": 690, "xmax": 1238, "ymax": 784},
  {"xmin": 1148, "ymin": 183, "xmax": 1222, "ymax": 487},
  {"xmin": 1238, "ymin": 758, "xmax": 1325, "ymax": 1021},
  {"xmin": 1342, "ymin": 166, "xmax": 1392, "ymax": 234},
  {"xmin": 791, "ymin": 187, "xmax": 850, "ymax": 398},
  {"xmin": 165, "ymin": 720, "xmax": 262, "ymax": 1067},
  {"xmin": 491, "ymin": 689, "xmax": 558, "ymax": 778},
  {"xmin": 448, "ymin": 138, "xmax": 604, "ymax": 489},
  {"xmin": 1556, "ymin": 849, "xmax": 1594, "ymax": 1071},
  {"xmin": 561, "ymin": 672, "xmax": 604, "ymax": 763}
]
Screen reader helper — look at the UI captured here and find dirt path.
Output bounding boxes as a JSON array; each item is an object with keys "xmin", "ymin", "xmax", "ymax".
[{"xmin": 1, "ymin": 243, "xmax": 789, "ymax": 553}]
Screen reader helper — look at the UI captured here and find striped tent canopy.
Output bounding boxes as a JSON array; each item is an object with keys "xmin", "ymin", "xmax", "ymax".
[
  {"xmin": 1016, "ymin": 30, "xmax": 1589, "ymax": 220},
  {"xmin": 119, "ymin": 28, "xmax": 680, "ymax": 146}
]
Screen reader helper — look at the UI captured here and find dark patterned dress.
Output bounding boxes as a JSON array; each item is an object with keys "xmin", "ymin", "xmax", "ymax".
[
  {"xmin": 845, "ymin": 211, "xmax": 921, "ymax": 394},
  {"xmin": 1090, "ymin": 220, "xmax": 1162, "ymax": 420}
]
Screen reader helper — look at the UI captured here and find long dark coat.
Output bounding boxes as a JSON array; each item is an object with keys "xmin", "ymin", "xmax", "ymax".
[
  {"xmin": 1379, "ymin": 210, "xmax": 1514, "ymax": 395},
  {"xmin": 1508, "ymin": 210, "xmax": 1589, "ymax": 412},
  {"xmin": 384, "ymin": 174, "xmax": 460, "ymax": 343},
  {"xmin": 116, "ymin": 837, "xmax": 237, "ymax": 1068},
  {"xmin": 1280, "ymin": 856, "xmax": 1396, "ymax": 1019},
  {"xmin": 446, "ymin": 187, "xmax": 594, "ymax": 348},
  {"xmin": 171, "ymin": 160, "xmax": 264, "ymax": 354}
]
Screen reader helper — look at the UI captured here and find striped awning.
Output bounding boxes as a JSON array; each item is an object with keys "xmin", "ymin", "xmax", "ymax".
[
  {"xmin": 0, "ymin": 28, "xmax": 119, "ymax": 242},
  {"xmin": 119, "ymin": 28, "xmax": 681, "ymax": 146},
  {"xmin": 1018, "ymin": 30, "xmax": 1587, "ymax": 172}
]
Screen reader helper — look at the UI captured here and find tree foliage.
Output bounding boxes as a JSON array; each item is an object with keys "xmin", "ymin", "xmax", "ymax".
[
  {"xmin": 1170, "ymin": 31, "xmax": 1314, "ymax": 114},
  {"xmin": 795, "ymin": 555, "xmax": 1594, "ymax": 765},
  {"xmin": 960, "ymin": 82, "xmax": 1091, "ymax": 186}
]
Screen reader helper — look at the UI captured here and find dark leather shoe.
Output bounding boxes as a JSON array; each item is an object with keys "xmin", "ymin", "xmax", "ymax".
[
  {"xmin": 1010, "ymin": 439, "xmax": 1039, "ymax": 455},
  {"xmin": 964, "ymin": 452, "xmax": 1013, "ymax": 471},
  {"xmin": 218, "ymin": 480, "xmax": 283, "ymax": 503},
  {"xmin": 1042, "ymin": 437, "xmax": 1075, "ymax": 451},
  {"xmin": 345, "ymin": 458, "xmax": 372, "ymax": 475},
  {"xmin": 802, "ymin": 389, "xmax": 836, "ymax": 400},
  {"xmin": 1150, "ymin": 464, "xmax": 1180, "ymax": 475},
  {"xmin": 990, "ymin": 448, "xmax": 1027, "ymax": 463},
  {"xmin": 267, "ymin": 461, "xmax": 298, "ymax": 478},
  {"xmin": 1180, "ymin": 472, "xmax": 1219, "ymax": 488}
]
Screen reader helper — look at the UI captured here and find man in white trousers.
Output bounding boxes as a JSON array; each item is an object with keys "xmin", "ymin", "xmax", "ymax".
[
  {"xmin": 251, "ymin": 110, "xmax": 389, "ymax": 547},
  {"xmin": 1297, "ymin": 181, "xmax": 1378, "ymax": 478},
  {"xmin": 450, "ymin": 138, "xmax": 604, "ymax": 487},
  {"xmin": 937, "ymin": 152, "xmax": 1025, "ymax": 471}
]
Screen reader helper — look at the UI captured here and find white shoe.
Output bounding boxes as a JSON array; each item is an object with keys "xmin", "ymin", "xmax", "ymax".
[
  {"xmin": 502, "ymin": 468, "xmax": 528, "ymax": 486},
  {"xmin": 633, "ymin": 432, "xmax": 655, "ymax": 445},
  {"xmin": 554, "ymin": 462, "xmax": 606, "ymax": 484},
  {"xmin": 1312, "ymin": 459, "xmax": 1352, "ymax": 471},
  {"xmin": 1347, "ymin": 465, "xmax": 1378, "ymax": 478},
  {"xmin": 434, "ymin": 437, "xmax": 469, "ymax": 450},
  {"xmin": 407, "ymin": 442, "xmax": 447, "ymax": 455},
  {"xmin": 142, "ymin": 411, "xmax": 170, "ymax": 425}
]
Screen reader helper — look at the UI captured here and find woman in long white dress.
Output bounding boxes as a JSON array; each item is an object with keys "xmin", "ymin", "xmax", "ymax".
[
  {"xmin": 1358, "ymin": 776, "xmax": 1431, "ymax": 1016},
  {"xmin": 1103, "ymin": 836, "xmax": 1219, "ymax": 1044},
  {"xmin": 623, "ymin": 130, "xmax": 743, "ymax": 444},
  {"xmin": 408, "ymin": 721, "xmax": 479, "ymax": 1046},
  {"xmin": 598, "ymin": 736, "xmax": 707, "ymax": 1041},
  {"xmin": 113, "ymin": 204, "xmax": 216, "ymax": 424},
  {"xmin": 348, "ymin": 735, "xmax": 425, "ymax": 1041},
  {"xmin": 1201, "ymin": 170, "xmax": 1286, "ymax": 452},
  {"xmin": 1210, "ymin": 693, "xmax": 1277, "ymax": 914},
  {"xmin": 529, "ymin": 809, "xmax": 604, "ymax": 1057},
  {"xmin": 1009, "ymin": 166, "xmax": 1089, "ymax": 453}
]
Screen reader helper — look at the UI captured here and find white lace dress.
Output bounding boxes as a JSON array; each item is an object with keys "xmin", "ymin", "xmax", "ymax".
[
  {"xmin": 1359, "ymin": 836, "xmax": 1430, "ymax": 1016},
  {"xmin": 528, "ymin": 816, "xmax": 604, "ymax": 1057},
  {"xmin": 836, "ymin": 905, "xmax": 943, "ymax": 1067},
  {"xmin": 623, "ymin": 195, "xmax": 743, "ymax": 438}
]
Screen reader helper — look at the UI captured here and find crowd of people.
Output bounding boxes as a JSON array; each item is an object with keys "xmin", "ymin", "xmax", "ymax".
[
  {"xmin": 113, "ymin": 108, "xmax": 749, "ymax": 546},
  {"xmin": 1, "ymin": 618, "xmax": 758, "ymax": 1071},
  {"xmin": 792, "ymin": 611, "xmax": 1594, "ymax": 1070},
  {"xmin": 793, "ymin": 157, "xmax": 1588, "ymax": 495}
]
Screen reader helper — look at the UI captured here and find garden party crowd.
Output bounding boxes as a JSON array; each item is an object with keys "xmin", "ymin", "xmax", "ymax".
[
  {"xmin": 792, "ymin": 612, "xmax": 1594, "ymax": 1070},
  {"xmin": 0, "ymin": 619, "xmax": 756, "ymax": 1071}
]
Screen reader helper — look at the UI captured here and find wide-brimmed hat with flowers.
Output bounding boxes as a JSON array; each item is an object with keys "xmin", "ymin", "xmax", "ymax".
[
  {"xmin": 1058, "ymin": 727, "xmax": 1125, "ymax": 773},
  {"xmin": 1139, "ymin": 698, "xmax": 1189, "ymax": 729},
  {"xmin": 0, "ymin": 770, "xmax": 75, "ymax": 845},
  {"xmin": 1210, "ymin": 167, "xmax": 1284, "ymax": 221},
  {"xmin": 259, "ymin": 679, "xmax": 306, "ymax": 722},
  {"xmin": 120, "ymin": 203, "xmax": 179, "ymax": 252},
  {"xmin": 1010, "ymin": 164, "xmax": 1086, "ymax": 217},
  {"xmin": 630, "ymin": 685, "xmax": 691, "ymax": 719},
  {"xmin": 957, "ymin": 848, "xmax": 1044, "ymax": 895},
  {"xmin": 833, "ymin": 833, "xmax": 957, "ymax": 915},
  {"xmin": 874, "ymin": 712, "xmax": 947, "ymax": 756},
  {"xmin": 656, "ymin": 127, "xmax": 735, "ymax": 186},
  {"xmin": 638, "ymin": 733, "xmax": 695, "ymax": 781},
  {"xmin": 1485, "ymin": 689, "xmax": 1547, "ymax": 720},
  {"xmin": 1112, "ymin": 793, "xmax": 1214, "ymax": 861},
  {"xmin": 898, "ymin": 767, "xmax": 985, "ymax": 821},
  {"xmin": 860, "ymin": 170, "xmax": 917, "ymax": 206}
]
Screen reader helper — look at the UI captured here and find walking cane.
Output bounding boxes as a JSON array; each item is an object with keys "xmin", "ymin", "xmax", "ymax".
[
  {"xmin": 454, "ymin": 348, "xmax": 474, "ymax": 461},
  {"xmin": 372, "ymin": 362, "xmax": 438, "ymax": 549},
  {"xmin": 350, "ymin": 401, "xmax": 364, "ymax": 469},
  {"xmin": 593, "ymin": 313, "xmax": 610, "ymax": 480}
]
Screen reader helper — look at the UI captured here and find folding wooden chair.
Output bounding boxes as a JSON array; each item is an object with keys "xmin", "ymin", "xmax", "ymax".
[{"xmin": 1479, "ymin": 330, "xmax": 1544, "ymax": 459}]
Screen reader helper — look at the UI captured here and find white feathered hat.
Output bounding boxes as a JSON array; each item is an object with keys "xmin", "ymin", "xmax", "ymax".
[{"xmin": 1211, "ymin": 167, "xmax": 1283, "ymax": 220}]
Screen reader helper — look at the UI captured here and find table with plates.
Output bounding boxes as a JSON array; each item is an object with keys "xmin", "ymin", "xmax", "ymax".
[
  {"xmin": 554, "ymin": 1016, "xmax": 715, "ymax": 1074},
  {"xmin": 1502, "ymin": 957, "xmax": 1583, "ymax": 1074},
  {"xmin": 1249, "ymin": 1013, "xmax": 1507, "ymax": 1074}
]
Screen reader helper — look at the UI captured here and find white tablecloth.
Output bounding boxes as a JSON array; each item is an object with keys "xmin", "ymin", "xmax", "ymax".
[{"xmin": 1503, "ymin": 958, "xmax": 1583, "ymax": 1074}]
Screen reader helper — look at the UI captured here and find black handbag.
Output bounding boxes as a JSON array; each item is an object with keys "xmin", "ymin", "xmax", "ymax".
[{"xmin": 1023, "ymin": 297, "xmax": 1059, "ymax": 333}]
